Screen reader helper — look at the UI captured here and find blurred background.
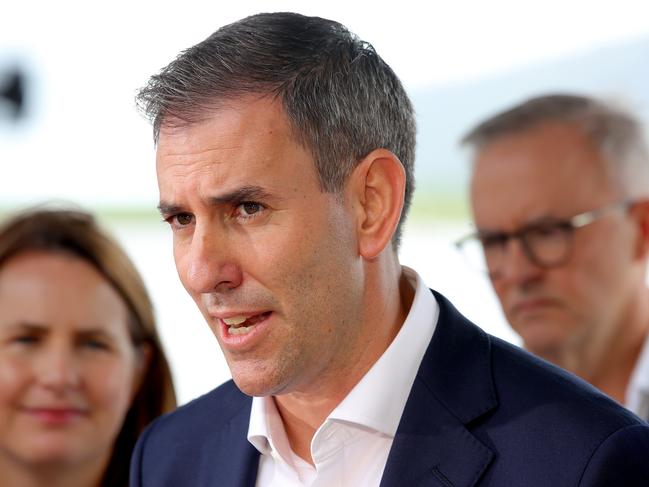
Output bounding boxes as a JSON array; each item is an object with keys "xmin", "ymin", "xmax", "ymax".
[{"xmin": 2, "ymin": 0, "xmax": 649, "ymax": 404}]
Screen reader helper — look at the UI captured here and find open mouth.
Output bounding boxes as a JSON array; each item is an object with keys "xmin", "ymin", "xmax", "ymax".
[{"xmin": 222, "ymin": 312, "xmax": 271, "ymax": 335}]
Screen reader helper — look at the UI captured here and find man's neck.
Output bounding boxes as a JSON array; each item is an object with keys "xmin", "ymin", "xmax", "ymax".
[
  {"xmin": 273, "ymin": 262, "xmax": 414, "ymax": 465},
  {"xmin": 584, "ymin": 326, "xmax": 649, "ymax": 405},
  {"xmin": 555, "ymin": 288, "xmax": 649, "ymax": 405}
]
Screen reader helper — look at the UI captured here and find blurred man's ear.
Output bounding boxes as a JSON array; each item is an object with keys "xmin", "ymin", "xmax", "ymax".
[
  {"xmin": 348, "ymin": 149, "xmax": 405, "ymax": 259},
  {"xmin": 630, "ymin": 199, "xmax": 649, "ymax": 260}
]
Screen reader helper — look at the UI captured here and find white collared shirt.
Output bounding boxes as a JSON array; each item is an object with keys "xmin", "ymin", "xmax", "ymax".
[
  {"xmin": 626, "ymin": 332, "xmax": 649, "ymax": 421},
  {"xmin": 247, "ymin": 266, "xmax": 439, "ymax": 486}
]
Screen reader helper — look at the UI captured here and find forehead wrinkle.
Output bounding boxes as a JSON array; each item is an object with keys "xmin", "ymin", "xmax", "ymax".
[
  {"xmin": 157, "ymin": 148, "xmax": 244, "ymax": 194},
  {"xmin": 158, "ymin": 141, "xmax": 245, "ymax": 159},
  {"xmin": 157, "ymin": 143, "xmax": 244, "ymax": 172},
  {"xmin": 157, "ymin": 159, "xmax": 263, "ymax": 214}
]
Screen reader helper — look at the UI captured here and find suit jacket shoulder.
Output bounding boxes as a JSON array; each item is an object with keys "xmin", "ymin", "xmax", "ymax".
[
  {"xmin": 379, "ymin": 290, "xmax": 649, "ymax": 487},
  {"xmin": 130, "ymin": 380, "xmax": 259, "ymax": 487}
]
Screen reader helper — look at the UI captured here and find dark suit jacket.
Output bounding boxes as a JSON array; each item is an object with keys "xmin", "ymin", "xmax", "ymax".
[{"xmin": 131, "ymin": 291, "xmax": 649, "ymax": 486}]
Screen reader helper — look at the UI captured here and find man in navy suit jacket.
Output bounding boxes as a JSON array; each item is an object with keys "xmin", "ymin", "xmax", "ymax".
[{"xmin": 132, "ymin": 12, "xmax": 649, "ymax": 486}]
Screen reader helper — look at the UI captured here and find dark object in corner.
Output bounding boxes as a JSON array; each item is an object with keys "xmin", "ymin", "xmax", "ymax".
[{"xmin": 0, "ymin": 69, "xmax": 25, "ymax": 119}]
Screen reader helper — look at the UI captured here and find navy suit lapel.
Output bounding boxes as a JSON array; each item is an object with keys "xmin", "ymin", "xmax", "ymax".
[
  {"xmin": 214, "ymin": 398, "xmax": 260, "ymax": 487},
  {"xmin": 380, "ymin": 291, "xmax": 497, "ymax": 487}
]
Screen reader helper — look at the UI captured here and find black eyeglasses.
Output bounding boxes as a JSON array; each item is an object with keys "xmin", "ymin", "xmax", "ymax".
[{"xmin": 455, "ymin": 200, "xmax": 633, "ymax": 277}]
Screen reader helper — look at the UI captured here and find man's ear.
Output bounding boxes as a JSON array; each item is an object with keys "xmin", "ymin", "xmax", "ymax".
[
  {"xmin": 630, "ymin": 199, "xmax": 649, "ymax": 260},
  {"xmin": 348, "ymin": 148, "xmax": 405, "ymax": 259}
]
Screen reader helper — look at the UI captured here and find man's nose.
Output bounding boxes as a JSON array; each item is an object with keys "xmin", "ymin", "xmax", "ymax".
[{"xmin": 180, "ymin": 225, "xmax": 243, "ymax": 295}]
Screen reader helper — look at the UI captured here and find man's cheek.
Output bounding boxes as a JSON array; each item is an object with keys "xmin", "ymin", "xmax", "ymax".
[{"xmin": 175, "ymin": 256, "xmax": 193, "ymax": 295}]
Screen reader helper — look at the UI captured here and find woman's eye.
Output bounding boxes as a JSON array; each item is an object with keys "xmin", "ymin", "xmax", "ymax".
[
  {"xmin": 83, "ymin": 340, "xmax": 108, "ymax": 350},
  {"xmin": 13, "ymin": 335, "xmax": 38, "ymax": 345}
]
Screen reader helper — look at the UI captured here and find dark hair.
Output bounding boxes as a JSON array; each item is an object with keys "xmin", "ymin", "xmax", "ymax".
[
  {"xmin": 0, "ymin": 206, "xmax": 177, "ymax": 487},
  {"xmin": 461, "ymin": 93, "xmax": 649, "ymax": 198},
  {"xmin": 137, "ymin": 12, "xmax": 416, "ymax": 247}
]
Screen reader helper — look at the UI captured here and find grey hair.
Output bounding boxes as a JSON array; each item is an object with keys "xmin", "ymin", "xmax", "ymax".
[
  {"xmin": 461, "ymin": 93, "xmax": 649, "ymax": 198},
  {"xmin": 136, "ymin": 12, "xmax": 416, "ymax": 248}
]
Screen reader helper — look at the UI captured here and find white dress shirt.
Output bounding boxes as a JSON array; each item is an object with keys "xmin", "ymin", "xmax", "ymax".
[
  {"xmin": 626, "ymin": 332, "xmax": 649, "ymax": 421},
  {"xmin": 247, "ymin": 266, "xmax": 439, "ymax": 486}
]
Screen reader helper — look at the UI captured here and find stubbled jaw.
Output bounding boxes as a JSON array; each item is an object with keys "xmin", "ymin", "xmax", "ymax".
[{"xmin": 222, "ymin": 312, "xmax": 271, "ymax": 335}]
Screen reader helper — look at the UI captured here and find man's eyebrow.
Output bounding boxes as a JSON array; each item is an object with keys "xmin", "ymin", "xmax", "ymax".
[
  {"xmin": 476, "ymin": 214, "xmax": 567, "ymax": 237},
  {"xmin": 519, "ymin": 214, "xmax": 567, "ymax": 229},
  {"xmin": 208, "ymin": 185, "xmax": 274, "ymax": 205},
  {"xmin": 158, "ymin": 185, "xmax": 275, "ymax": 216},
  {"xmin": 157, "ymin": 202, "xmax": 184, "ymax": 217}
]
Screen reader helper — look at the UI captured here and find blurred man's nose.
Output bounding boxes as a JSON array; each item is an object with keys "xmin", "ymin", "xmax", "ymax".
[{"xmin": 181, "ymin": 225, "xmax": 243, "ymax": 295}]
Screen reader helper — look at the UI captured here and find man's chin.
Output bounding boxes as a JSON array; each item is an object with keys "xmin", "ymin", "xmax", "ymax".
[
  {"xmin": 236, "ymin": 386, "xmax": 272, "ymax": 398},
  {"xmin": 230, "ymin": 370, "xmax": 286, "ymax": 398},
  {"xmin": 511, "ymin": 319, "xmax": 567, "ymax": 362}
]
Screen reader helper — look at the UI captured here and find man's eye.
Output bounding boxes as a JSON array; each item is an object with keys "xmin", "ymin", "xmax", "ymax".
[
  {"xmin": 480, "ymin": 234, "xmax": 507, "ymax": 249},
  {"xmin": 175, "ymin": 213, "xmax": 194, "ymax": 225},
  {"xmin": 164, "ymin": 213, "xmax": 194, "ymax": 228},
  {"xmin": 236, "ymin": 202, "xmax": 264, "ymax": 218},
  {"xmin": 527, "ymin": 223, "xmax": 569, "ymax": 239}
]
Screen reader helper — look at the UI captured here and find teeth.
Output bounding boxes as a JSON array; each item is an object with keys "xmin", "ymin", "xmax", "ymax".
[
  {"xmin": 222, "ymin": 316, "xmax": 248, "ymax": 326},
  {"xmin": 228, "ymin": 325, "xmax": 254, "ymax": 335}
]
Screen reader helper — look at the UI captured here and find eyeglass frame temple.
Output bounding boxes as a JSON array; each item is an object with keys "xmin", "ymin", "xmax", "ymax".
[
  {"xmin": 454, "ymin": 198, "xmax": 635, "ymax": 269},
  {"xmin": 569, "ymin": 199, "xmax": 634, "ymax": 229}
]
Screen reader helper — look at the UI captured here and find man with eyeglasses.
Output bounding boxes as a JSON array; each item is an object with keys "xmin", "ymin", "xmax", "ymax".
[{"xmin": 459, "ymin": 93, "xmax": 649, "ymax": 420}]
